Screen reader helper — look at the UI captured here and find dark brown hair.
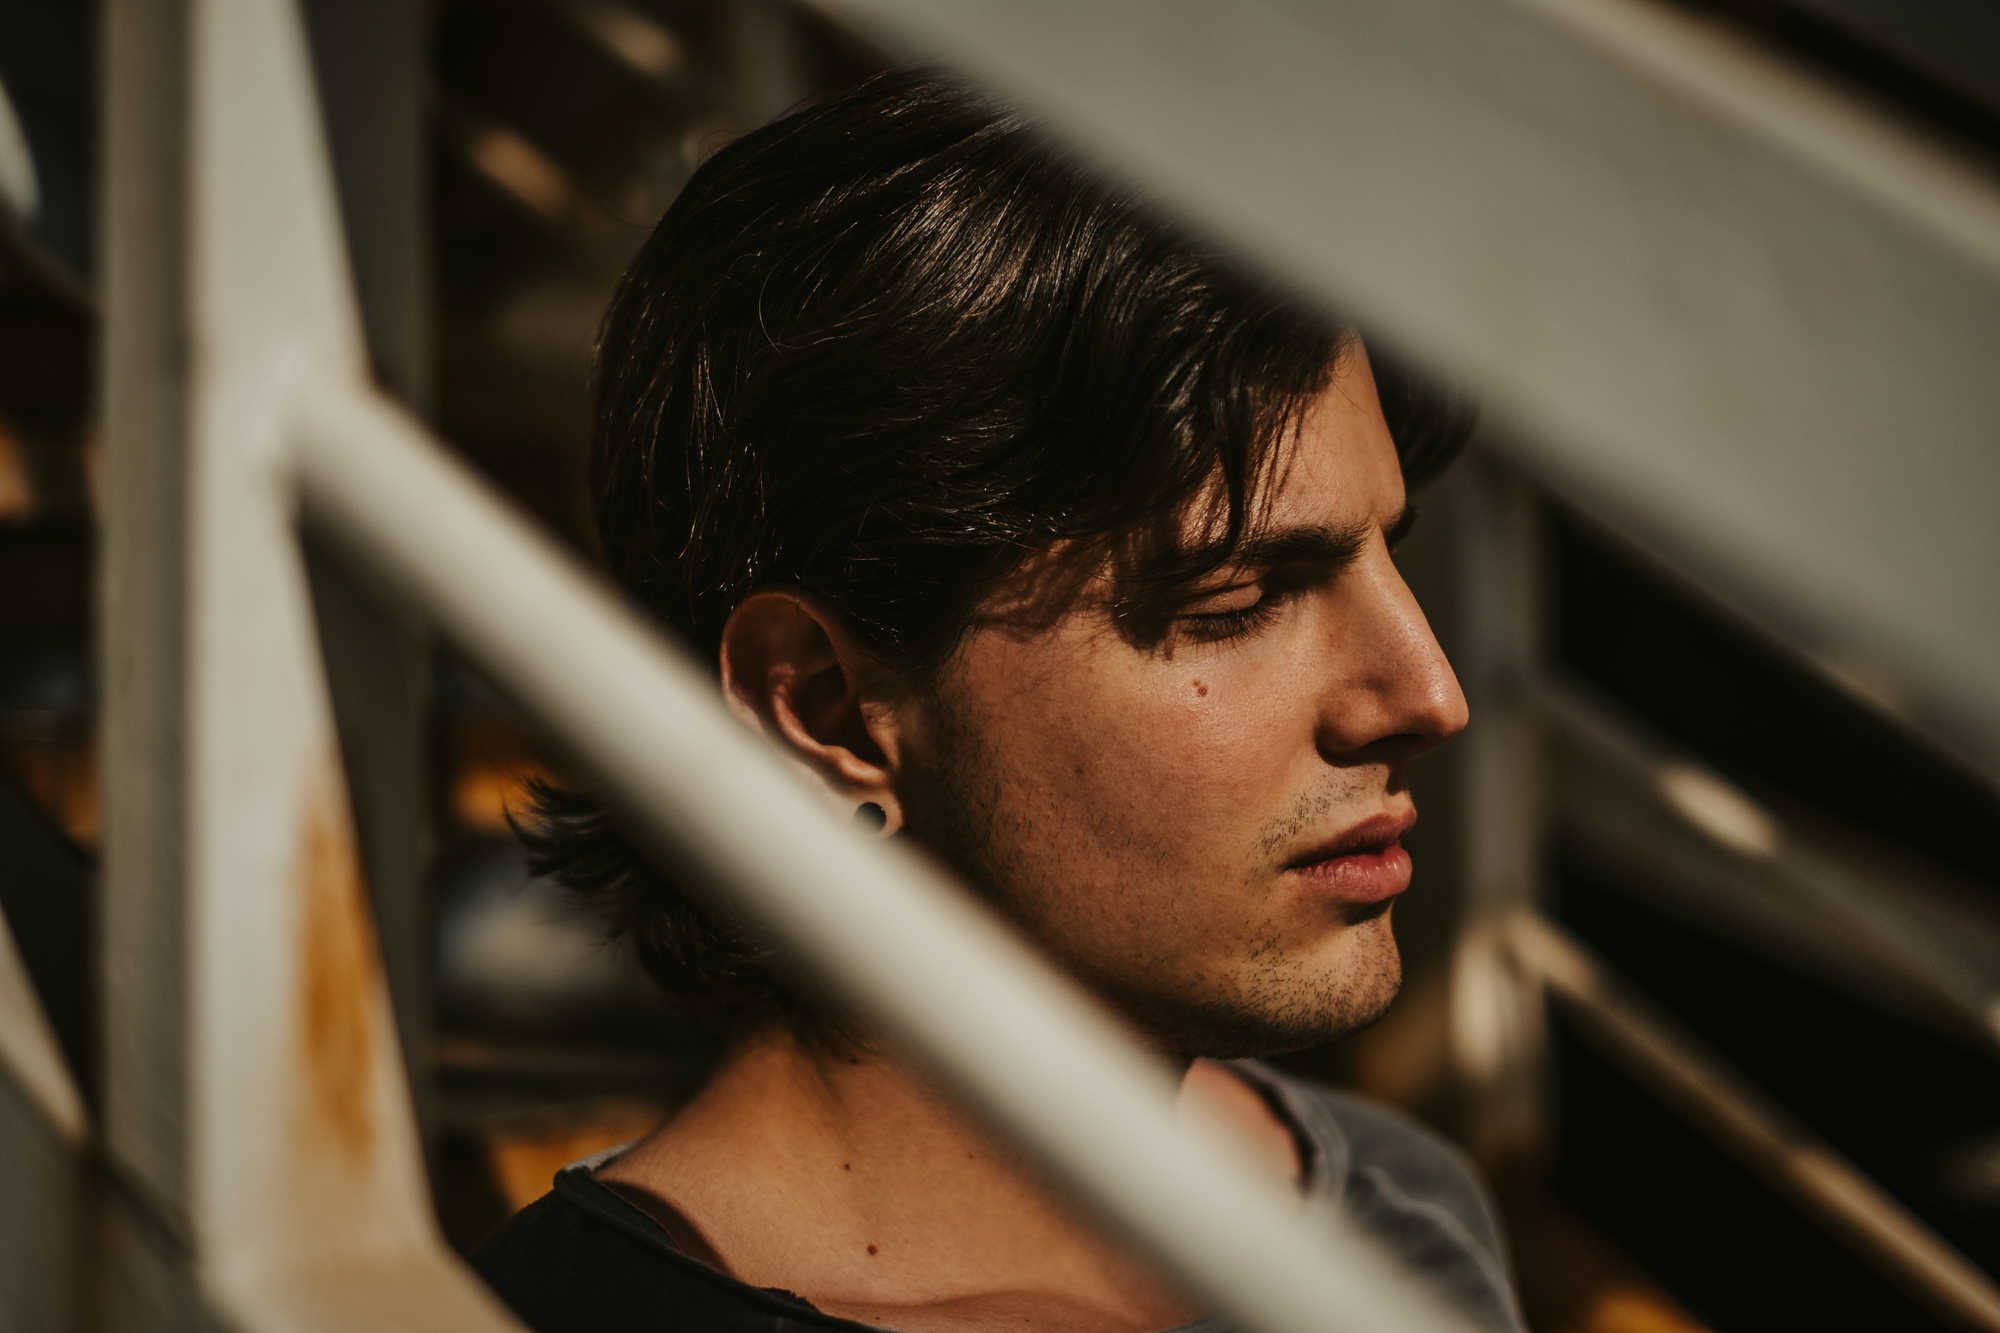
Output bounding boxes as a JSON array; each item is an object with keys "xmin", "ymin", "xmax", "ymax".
[{"xmin": 523, "ymin": 69, "xmax": 1473, "ymax": 1034}]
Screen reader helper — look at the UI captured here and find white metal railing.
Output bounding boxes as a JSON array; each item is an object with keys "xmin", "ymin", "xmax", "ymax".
[
  {"xmin": 77, "ymin": 1, "xmax": 1490, "ymax": 1331},
  {"xmin": 0, "ymin": 0, "xmax": 1987, "ymax": 1329},
  {"xmin": 822, "ymin": 0, "xmax": 2000, "ymax": 794},
  {"xmin": 293, "ymin": 370, "xmax": 1481, "ymax": 1333}
]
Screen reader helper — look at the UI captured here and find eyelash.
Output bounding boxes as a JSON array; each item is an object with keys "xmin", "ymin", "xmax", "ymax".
[{"xmin": 1176, "ymin": 592, "xmax": 1283, "ymax": 643}]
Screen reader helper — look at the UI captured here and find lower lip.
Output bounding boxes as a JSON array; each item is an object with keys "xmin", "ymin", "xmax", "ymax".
[{"xmin": 1291, "ymin": 842, "xmax": 1412, "ymax": 904}]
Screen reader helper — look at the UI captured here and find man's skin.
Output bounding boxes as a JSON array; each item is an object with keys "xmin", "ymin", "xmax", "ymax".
[{"xmin": 599, "ymin": 347, "xmax": 1469, "ymax": 1333}]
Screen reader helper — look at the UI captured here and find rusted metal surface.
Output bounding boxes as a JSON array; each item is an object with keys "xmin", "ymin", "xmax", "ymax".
[
  {"xmin": 307, "ymin": 555, "xmax": 436, "ymax": 1149},
  {"xmin": 95, "ymin": 0, "xmax": 524, "ymax": 1327},
  {"xmin": 68, "ymin": 1, "xmax": 2000, "ymax": 1330},
  {"xmin": 301, "ymin": 0, "xmax": 438, "ymax": 1149},
  {"xmin": 294, "ymin": 375, "xmax": 1485, "ymax": 1333},
  {"xmin": 295, "ymin": 763, "xmax": 382, "ymax": 1169}
]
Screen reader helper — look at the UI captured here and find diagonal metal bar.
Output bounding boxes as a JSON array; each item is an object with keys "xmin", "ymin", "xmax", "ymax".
[
  {"xmin": 1535, "ymin": 679, "xmax": 2000, "ymax": 1051},
  {"xmin": 1510, "ymin": 911, "xmax": 2000, "ymax": 1332},
  {"xmin": 815, "ymin": 0, "xmax": 2000, "ymax": 794},
  {"xmin": 106, "ymin": 0, "xmax": 1487, "ymax": 1328},
  {"xmin": 291, "ymin": 375, "xmax": 1482, "ymax": 1333},
  {"xmin": 102, "ymin": 0, "xmax": 522, "ymax": 1327}
]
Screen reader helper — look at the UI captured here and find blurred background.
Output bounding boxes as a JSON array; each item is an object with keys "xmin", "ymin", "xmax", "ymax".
[{"xmin": 3, "ymin": 1, "xmax": 1999, "ymax": 1331}]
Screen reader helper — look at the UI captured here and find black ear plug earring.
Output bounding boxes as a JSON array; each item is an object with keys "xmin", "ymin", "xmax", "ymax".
[{"xmin": 853, "ymin": 802, "xmax": 888, "ymax": 832}]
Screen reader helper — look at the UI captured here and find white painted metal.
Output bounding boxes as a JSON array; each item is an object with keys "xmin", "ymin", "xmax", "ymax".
[
  {"xmin": 186, "ymin": 0, "xmax": 515, "ymax": 1315},
  {"xmin": 817, "ymin": 0, "xmax": 2000, "ymax": 793},
  {"xmin": 0, "ymin": 900, "xmax": 85, "ymax": 1147},
  {"xmin": 0, "ymin": 75, "xmax": 38, "ymax": 223},
  {"xmin": 301, "ymin": 0, "xmax": 440, "ymax": 1148},
  {"xmin": 1511, "ymin": 912, "xmax": 2000, "ymax": 1331},
  {"xmin": 78, "ymin": 0, "xmax": 1997, "ymax": 1328},
  {"xmin": 101, "ymin": 0, "xmax": 520, "ymax": 1327},
  {"xmin": 0, "ymin": 906, "xmax": 90, "ymax": 1331},
  {"xmin": 293, "ymin": 378, "xmax": 1480, "ymax": 1333},
  {"xmin": 93, "ymin": 0, "xmax": 1490, "ymax": 1328},
  {"xmin": 102, "ymin": 0, "xmax": 197, "ymax": 1240}
]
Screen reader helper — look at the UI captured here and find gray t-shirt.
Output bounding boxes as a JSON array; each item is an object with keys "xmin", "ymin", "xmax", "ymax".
[
  {"xmin": 1204, "ymin": 1061, "xmax": 1524, "ymax": 1333},
  {"xmin": 473, "ymin": 1060, "xmax": 1525, "ymax": 1333}
]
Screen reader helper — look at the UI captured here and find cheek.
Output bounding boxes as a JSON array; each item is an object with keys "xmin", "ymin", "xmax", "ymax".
[
  {"xmin": 952, "ymin": 622, "xmax": 1326, "ymax": 885},
  {"xmin": 1155, "ymin": 649, "xmax": 1319, "ymax": 795},
  {"xmin": 1036, "ymin": 647, "xmax": 1314, "ymax": 855}
]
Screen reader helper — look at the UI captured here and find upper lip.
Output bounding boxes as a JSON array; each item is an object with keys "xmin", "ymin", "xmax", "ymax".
[{"xmin": 1284, "ymin": 811, "xmax": 1416, "ymax": 869}]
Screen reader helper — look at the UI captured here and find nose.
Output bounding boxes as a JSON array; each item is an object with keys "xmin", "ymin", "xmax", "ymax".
[{"xmin": 1314, "ymin": 544, "xmax": 1468, "ymax": 765}]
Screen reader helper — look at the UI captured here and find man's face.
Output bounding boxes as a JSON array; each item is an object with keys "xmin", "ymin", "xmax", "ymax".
[{"xmin": 898, "ymin": 350, "xmax": 1468, "ymax": 1057}]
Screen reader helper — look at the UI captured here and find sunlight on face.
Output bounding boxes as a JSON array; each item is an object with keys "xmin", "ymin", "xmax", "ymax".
[{"xmin": 896, "ymin": 348, "xmax": 1469, "ymax": 1057}]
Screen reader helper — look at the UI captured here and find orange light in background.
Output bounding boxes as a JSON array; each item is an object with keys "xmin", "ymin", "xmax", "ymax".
[
  {"xmin": 0, "ymin": 717, "xmax": 96, "ymax": 849},
  {"xmin": 448, "ymin": 711, "xmax": 560, "ymax": 834},
  {"xmin": 482, "ymin": 1098, "xmax": 672, "ymax": 1212},
  {"xmin": 0, "ymin": 417, "xmax": 34, "ymax": 521}
]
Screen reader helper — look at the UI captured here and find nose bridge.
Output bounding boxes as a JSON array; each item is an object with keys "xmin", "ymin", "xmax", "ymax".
[{"xmin": 1318, "ymin": 545, "xmax": 1468, "ymax": 756}]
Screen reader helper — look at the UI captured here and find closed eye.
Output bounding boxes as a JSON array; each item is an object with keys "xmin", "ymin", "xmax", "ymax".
[
  {"xmin": 1176, "ymin": 594, "xmax": 1283, "ymax": 643},
  {"xmin": 1173, "ymin": 567, "xmax": 1313, "ymax": 643},
  {"xmin": 1142, "ymin": 507, "xmax": 1410, "ymax": 647}
]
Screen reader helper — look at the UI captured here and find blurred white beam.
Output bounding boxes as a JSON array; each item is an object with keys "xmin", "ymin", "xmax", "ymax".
[
  {"xmin": 102, "ymin": 0, "xmax": 521, "ymax": 1327},
  {"xmin": 820, "ymin": 0, "xmax": 2000, "ymax": 791},
  {"xmin": 102, "ymin": 0, "xmax": 197, "ymax": 1242},
  {"xmin": 301, "ymin": 0, "xmax": 440, "ymax": 1151},
  {"xmin": 294, "ymin": 375, "xmax": 1481, "ymax": 1333}
]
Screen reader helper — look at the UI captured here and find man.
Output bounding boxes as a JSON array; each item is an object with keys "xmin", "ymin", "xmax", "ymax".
[{"xmin": 477, "ymin": 69, "xmax": 1521, "ymax": 1333}]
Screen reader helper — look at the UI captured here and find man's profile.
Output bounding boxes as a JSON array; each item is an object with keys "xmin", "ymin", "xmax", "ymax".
[{"xmin": 475, "ymin": 69, "xmax": 1523, "ymax": 1333}]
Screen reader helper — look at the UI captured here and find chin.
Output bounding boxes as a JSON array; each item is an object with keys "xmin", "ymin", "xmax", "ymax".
[{"xmin": 1106, "ymin": 922, "xmax": 1405, "ymax": 1061}]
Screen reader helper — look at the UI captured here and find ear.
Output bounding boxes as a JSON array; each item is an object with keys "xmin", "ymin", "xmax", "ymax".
[{"xmin": 718, "ymin": 589, "xmax": 904, "ymax": 828}]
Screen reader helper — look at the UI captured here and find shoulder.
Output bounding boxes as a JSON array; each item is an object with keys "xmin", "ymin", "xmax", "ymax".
[
  {"xmin": 472, "ymin": 1187, "xmax": 684, "ymax": 1333},
  {"xmin": 1229, "ymin": 1063, "xmax": 1526, "ymax": 1333},
  {"xmin": 471, "ymin": 1168, "xmax": 841, "ymax": 1333},
  {"xmin": 1314, "ymin": 1087, "xmax": 1503, "ymax": 1240}
]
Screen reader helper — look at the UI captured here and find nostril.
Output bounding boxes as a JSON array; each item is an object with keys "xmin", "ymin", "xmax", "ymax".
[{"xmin": 1318, "ymin": 730, "xmax": 1437, "ymax": 767}]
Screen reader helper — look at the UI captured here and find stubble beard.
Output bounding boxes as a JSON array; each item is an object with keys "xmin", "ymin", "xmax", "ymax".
[{"xmin": 908, "ymin": 696, "xmax": 1403, "ymax": 1061}]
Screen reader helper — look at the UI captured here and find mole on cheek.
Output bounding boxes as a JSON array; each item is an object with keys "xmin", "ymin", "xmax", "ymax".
[
  {"xmin": 867, "ymin": 1244, "xmax": 879, "ymax": 1256},
  {"xmin": 1193, "ymin": 679, "xmax": 1208, "ymax": 698}
]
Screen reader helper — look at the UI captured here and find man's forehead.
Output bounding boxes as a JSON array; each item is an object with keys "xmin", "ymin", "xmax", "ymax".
[
  {"xmin": 1266, "ymin": 371, "xmax": 1404, "ymax": 520},
  {"xmin": 1176, "ymin": 388, "xmax": 1407, "ymax": 572},
  {"xmin": 969, "ymin": 356, "xmax": 1405, "ymax": 629}
]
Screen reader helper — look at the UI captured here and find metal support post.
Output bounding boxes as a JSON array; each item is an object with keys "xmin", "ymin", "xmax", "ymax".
[
  {"xmin": 300, "ymin": 0, "xmax": 439, "ymax": 1149},
  {"xmin": 294, "ymin": 376, "xmax": 1484, "ymax": 1333},
  {"xmin": 99, "ymin": 0, "xmax": 210, "ymax": 1325},
  {"xmin": 99, "ymin": 0, "xmax": 514, "ymax": 1328},
  {"xmin": 1440, "ymin": 451, "xmax": 1547, "ymax": 1164}
]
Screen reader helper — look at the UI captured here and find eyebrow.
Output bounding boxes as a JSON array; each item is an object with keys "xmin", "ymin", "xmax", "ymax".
[{"xmin": 1178, "ymin": 502, "xmax": 1419, "ymax": 583}]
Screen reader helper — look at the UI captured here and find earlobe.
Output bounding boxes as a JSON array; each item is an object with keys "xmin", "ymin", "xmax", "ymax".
[
  {"xmin": 852, "ymin": 800, "xmax": 903, "ymax": 837},
  {"xmin": 718, "ymin": 589, "xmax": 903, "ymax": 810}
]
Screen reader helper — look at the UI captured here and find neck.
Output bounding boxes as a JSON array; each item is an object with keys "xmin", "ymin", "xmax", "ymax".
[{"xmin": 598, "ymin": 1023, "xmax": 1295, "ymax": 1333}]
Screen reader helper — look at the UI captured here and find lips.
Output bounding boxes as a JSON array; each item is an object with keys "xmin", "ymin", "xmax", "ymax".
[{"xmin": 1284, "ymin": 811, "xmax": 1416, "ymax": 905}]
